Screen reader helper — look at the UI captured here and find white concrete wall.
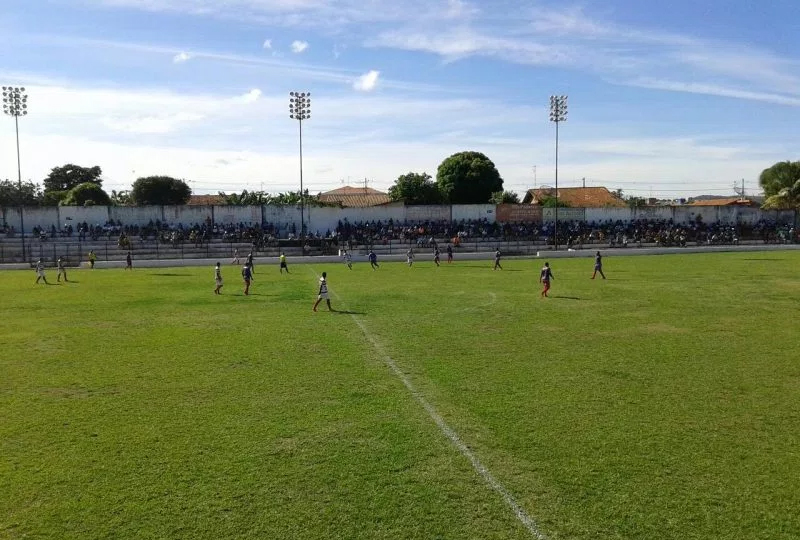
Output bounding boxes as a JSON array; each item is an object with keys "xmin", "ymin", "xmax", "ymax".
[
  {"xmin": 1, "ymin": 204, "xmax": 796, "ymax": 233},
  {"xmin": 452, "ymin": 204, "xmax": 495, "ymax": 221},
  {"xmin": 585, "ymin": 208, "xmax": 633, "ymax": 223}
]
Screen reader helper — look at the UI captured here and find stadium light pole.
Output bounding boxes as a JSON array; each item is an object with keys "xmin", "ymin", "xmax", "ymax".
[
  {"xmin": 289, "ymin": 91, "xmax": 311, "ymax": 238},
  {"xmin": 549, "ymin": 95, "xmax": 567, "ymax": 251},
  {"xmin": 2, "ymin": 86, "xmax": 28, "ymax": 261}
]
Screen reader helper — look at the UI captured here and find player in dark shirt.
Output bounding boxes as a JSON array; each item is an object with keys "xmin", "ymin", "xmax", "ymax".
[
  {"xmin": 433, "ymin": 247, "xmax": 440, "ymax": 267},
  {"xmin": 592, "ymin": 251, "xmax": 606, "ymax": 279},
  {"xmin": 540, "ymin": 262, "xmax": 554, "ymax": 297},
  {"xmin": 368, "ymin": 250, "xmax": 379, "ymax": 270},
  {"xmin": 241, "ymin": 262, "xmax": 254, "ymax": 295},
  {"xmin": 446, "ymin": 244, "xmax": 453, "ymax": 263},
  {"xmin": 493, "ymin": 249, "xmax": 502, "ymax": 270}
]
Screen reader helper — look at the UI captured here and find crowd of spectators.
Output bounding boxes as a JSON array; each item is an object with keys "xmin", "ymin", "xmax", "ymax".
[{"xmin": 10, "ymin": 216, "xmax": 799, "ymax": 250}]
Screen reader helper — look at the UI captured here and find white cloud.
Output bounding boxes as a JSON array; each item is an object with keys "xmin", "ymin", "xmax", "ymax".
[
  {"xmin": 290, "ymin": 40, "xmax": 309, "ymax": 53},
  {"xmin": 262, "ymin": 39, "xmax": 272, "ymax": 49},
  {"xmin": 236, "ymin": 88, "xmax": 262, "ymax": 103},
  {"xmin": 172, "ymin": 51, "xmax": 191, "ymax": 63},
  {"xmin": 353, "ymin": 70, "xmax": 380, "ymax": 92}
]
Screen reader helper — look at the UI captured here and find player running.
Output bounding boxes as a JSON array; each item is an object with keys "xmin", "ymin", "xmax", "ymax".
[
  {"xmin": 279, "ymin": 252, "xmax": 289, "ymax": 274},
  {"xmin": 406, "ymin": 248, "xmax": 414, "ymax": 267},
  {"xmin": 446, "ymin": 244, "xmax": 453, "ymax": 263},
  {"xmin": 241, "ymin": 262, "xmax": 253, "ymax": 295},
  {"xmin": 232, "ymin": 248, "xmax": 240, "ymax": 265},
  {"xmin": 312, "ymin": 271, "xmax": 332, "ymax": 312},
  {"xmin": 433, "ymin": 247, "xmax": 441, "ymax": 267},
  {"xmin": 591, "ymin": 251, "xmax": 606, "ymax": 280},
  {"xmin": 214, "ymin": 262, "xmax": 223, "ymax": 294},
  {"xmin": 343, "ymin": 249, "xmax": 353, "ymax": 270},
  {"xmin": 368, "ymin": 250, "xmax": 379, "ymax": 270},
  {"xmin": 493, "ymin": 249, "xmax": 502, "ymax": 270},
  {"xmin": 56, "ymin": 257, "xmax": 68, "ymax": 282},
  {"xmin": 540, "ymin": 262, "xmax": 554, "ymax": 297},
  {"xmin": 35, "ymin": 259, "xmax": 48, "ymax": 284}
]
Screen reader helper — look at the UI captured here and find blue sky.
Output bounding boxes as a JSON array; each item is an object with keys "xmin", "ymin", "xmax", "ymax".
[{"xmin": 1, "ymin": 0, "xmax": 798, "ymax": 199}]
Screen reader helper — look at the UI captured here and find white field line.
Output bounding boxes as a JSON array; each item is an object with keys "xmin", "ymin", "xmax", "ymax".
[
  {"xmin": 457, "ymin": 291, "xmax": 497, "ymax": 313},
  {"xmin": 309, "ymin": 268, "xmax": 546, "ymax": 539}
]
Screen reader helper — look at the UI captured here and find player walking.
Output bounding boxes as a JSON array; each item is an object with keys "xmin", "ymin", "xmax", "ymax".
[
  {"xmin": 591, "ymin": 251, "xmax": 606, "ymax": 279},
  {"xmin": 35, "ymin": 259, "xmax": 48, "ymax": 284},
  {"xmin": 88, "ymin": 250, "xmax": 96, "ymax": 269},
  {"xmin": 343, "ymin": 249, "xmax": 353, "ymax": 270},
  {"xmin": 246, "ymin": 251, "xmax": 254, "ymax": 274},
  {"xmin": 540, "ymin": 262, "xmax": 554, "ymax": 297},
  {"xmin": 312, "ymin": 271, "xmax": 332, "ymax": 312},
  {"xmin": 446, "ymin": 244, "xmax": 453, "ymax": 263},
  {"xmin": 214, "ymin": 262, "xmax": 223, "ymax": 294},
  {"xmin": 368, "ymin": 250, "xmax": 379, "ymax": 270},
  {"xmin": 406, "ymin": 248, "xmax": 414, "ymax": 267},
  {"xmin": 232, "ymin": 248, "xmax": 240, "ymax": 265},
  {"xmin": 241, "ymin": 262, "xmax": 253, "ymax": 295},
  {"xmin": 279, "ymin": 252, "xmax": 289, "ymax": 274},
  {"xmin": 433, "ymin": 247, "xmax": 441, "ymax": 267},
  {"xmin": 125, "ymin": 251, "xmax": 133, "ymax": 270},
  {"xmin": 57, "ymin": 257, "xmax": 68, "ymax": 282},
  {"xmin": 493, "ymin": 249, "xmax": 502, "ymax": 270}
]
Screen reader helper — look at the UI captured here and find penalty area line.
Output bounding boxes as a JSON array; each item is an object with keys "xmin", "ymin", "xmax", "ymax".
[{"xmin": 307, "ymin": 267, "xmax": 546, "ymax": 539}]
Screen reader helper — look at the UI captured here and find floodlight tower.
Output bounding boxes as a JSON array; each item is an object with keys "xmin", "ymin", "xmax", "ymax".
[
  {"xmin": 289, "ymin": 91, "xmax": 311, "ymax": 237},
  {"xmin": 2, "ymin": 86, "xmax": 28, "ymax": 261},
  {"xmin": 549, "ymin": 95, "xmax": 567, "ymax": 251}
]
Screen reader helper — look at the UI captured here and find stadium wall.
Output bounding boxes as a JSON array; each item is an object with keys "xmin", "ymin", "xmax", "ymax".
[{"xmin": 1, "ymin": 204, "xmax": 795, "ymax": 233}]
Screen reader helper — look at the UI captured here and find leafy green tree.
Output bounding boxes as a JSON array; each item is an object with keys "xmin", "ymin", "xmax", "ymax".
[
  {"xmin": 43, "ymin": 164, "xmax": 103, "ymax": 193},
  {"xmin": 489, "ymin": 190, "xmax": 519, "ymax": 204},
  {"xmin": 436, "ymin": 151, "xmax": 503, "ymax": 204},
  {"xmin": 111, "ymin": 190, "xmax": 133, "ymax": 206},
  {"xmin": 218, "ymin": 190, "xmax": 271, "ymax": 205},
  {"xmin": 131, "ymin": 176, "xmax": 192, "ymax": 205},
  {"xmin": 42, "ymin": 190, "xmax": 68, "ymax": 206},
  {"xmin": 60, "ymin": 182, "xmax": 111, "ymax": 206},
  {"xmin": 626, "ymin": 196, "xmax": 648, "ymax": 208},
  {"xmin": 388, "ymin": 172, "xmax": 444, "ymax": 204},
  {"xmin": 0, "ymin": 179, "xmax": 42, "ymax": 206},
  {"xmin": 540, "ymin": 196, "xmax": 571, "ymax": 208},
  {"xmin": 759, "ymin": 161, "xmax": 800, "ymax": 209}
]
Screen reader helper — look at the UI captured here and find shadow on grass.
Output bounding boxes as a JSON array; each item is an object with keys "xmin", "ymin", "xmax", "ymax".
[
  {"xmin": 551, "ymin": 295, "xmax": 582, "ymax": 300},
  {"xmin": 332, "ymin": 309, "xmax": 366, "ymax": 315},
  {"xmin": 743, "ymin": 258, "xmax": 785, "ymax": 261},
  {"xmin": 152, "ymin": 273, "xmax": 193, "ymax": 277}
]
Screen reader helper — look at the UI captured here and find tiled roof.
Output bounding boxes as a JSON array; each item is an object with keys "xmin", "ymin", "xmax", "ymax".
[
  {"xmin": 688, "ymin": 198, "xmax": 755, "ymax": 206},
  {"xmin": 319, "ymin": 186, "xmax": 392, "ymax": 207},
  {"xmin": 188, "ymin": 194, "xmax": 225, "ymax": 206},
  {"xmin": 523, "ymin": 187, "xmax": 626, "ymax": 208}
]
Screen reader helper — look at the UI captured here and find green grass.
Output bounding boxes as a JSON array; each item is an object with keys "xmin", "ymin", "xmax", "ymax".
[{"xmin": 2, "ymin": 252, "xmax": 799, "ymax": 539}]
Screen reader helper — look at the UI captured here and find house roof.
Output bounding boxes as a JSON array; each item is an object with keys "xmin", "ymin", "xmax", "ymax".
[
  {"xmin": 523, "ymin": 187, "xmax": 626, "ymax": 208},
  {"xmin": 688, "ymin": 198, "xmax": 755, "ymax": 206},
  {"xmin": 188, "ymin": 194, "xmax": 225, "ymax": 206},
  {"xmin": 318, "ymin": 186, "xmax": 392, "ymax": 207}
]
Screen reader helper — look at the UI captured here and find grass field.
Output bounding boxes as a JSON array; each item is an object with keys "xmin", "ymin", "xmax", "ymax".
[{"xmin": 2, "ymin": 251, "xmax": 799, "ymax": 540}]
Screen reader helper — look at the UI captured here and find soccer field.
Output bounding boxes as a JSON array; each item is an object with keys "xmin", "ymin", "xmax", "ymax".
[{"xmin": 2, "ymin": 252, "xmax": 799, "ymax": 540}]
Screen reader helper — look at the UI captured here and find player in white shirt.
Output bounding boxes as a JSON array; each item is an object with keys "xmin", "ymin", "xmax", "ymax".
[
  {"xmin": 342, "ymin": 249, "xmax": 353, "ymax": 270},
  {"xmin": 406, "ymin": 248, "xmax": 414, "ymax": 267},
  {"xmin": 56, "ymin": 257, "xmax": 68, "ymax": 282},
  {"xmin": 214, "ymin": 262, "xmax": 223, "ymax": 294},
  {"xmin": 312, "ymin": 272, "xmax": 332, "ymax": 312},
  {"xmin": 35, "ymin": 259, "xmax": 48, "ymax": 284}
]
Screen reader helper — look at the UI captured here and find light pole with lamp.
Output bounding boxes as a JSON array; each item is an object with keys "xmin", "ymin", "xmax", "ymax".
[
  {"xmin": 2, "ymin": 86, "xmax": 28, "ymax": 261},
  {"xmin": 289, "ymin": 91, "xmax": 311, "ymax": 238},
  {"xmin": 549, "ymin": 95, "xmax": 567, "ymax": 251}
]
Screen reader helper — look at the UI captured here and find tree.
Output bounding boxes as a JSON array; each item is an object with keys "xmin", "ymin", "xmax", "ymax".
[
  {"xmin": 388, "ymin": 172, "xmax": 444, "ymax": 204},
  {"xmin": 43, "ymin": 164, "xmax": 103, "ymax": 193},
  {"xmin": 111, "ymin": 190, "xmax": 133, "ymax": 206},
  {"xmin": 759, "ymin": 161, "xmax": 800, "ymax": 209},
  {"xmin": 626, "ymin": 196, "xmax": 648, "ymax": 208},
  {"xmin": 489, "ymin": 190, "xmax": 519, "ymax": 204},
  {"xmin": 60, "ymin": 182, "xmax": 111, "ymax": 206},
  {"xmin": 436, "ymin": 151, "xmax": 503, "ymax": 204},
  {"xmin": 540, "ymin": 196, "xmax": 571, "ymax": 208},
  {"xmin": 131, "ymin": 176, "xmax": 192, "ymax": 205},
  {"xmin": 218, "ymin": 190, "xmax": 271, "ymax": 206},
  {"xmin": 0, "ymin": 179, "xmax": 42, "ymax": 206}
]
